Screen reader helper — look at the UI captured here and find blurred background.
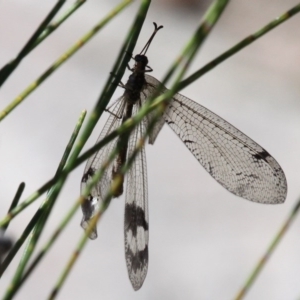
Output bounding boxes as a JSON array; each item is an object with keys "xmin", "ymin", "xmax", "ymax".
[{"xmin": 0, "ymin": 0, "xmax": 300, "ymax": 299}]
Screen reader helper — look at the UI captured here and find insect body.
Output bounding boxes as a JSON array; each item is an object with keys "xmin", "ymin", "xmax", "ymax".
[
  {"xmin": 81, "ymin": 23, "xmax": 163, "ymax": 290},
  {"xmin": 80, "ymin": 23, "xmax": 287, "ymax": 291},
  {"xmin": 111, "ymin": 53, "xmax": 154, "ymax": 196}
]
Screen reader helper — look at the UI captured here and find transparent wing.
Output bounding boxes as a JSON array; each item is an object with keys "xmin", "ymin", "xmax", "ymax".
[
  {"xmin": 80, "ymin": 97, "xmax": 126, "ymax": 239},
  {"xmin": 124, "ymin": 101, "xmax": 149, "ymax": 291},
  {"xmin": 141, "ymin": 75, "xmax": 167, "ymax": 144},
  {"xmin": 162, "ymin": 90, "xmax": 287, "ymax": 204}
]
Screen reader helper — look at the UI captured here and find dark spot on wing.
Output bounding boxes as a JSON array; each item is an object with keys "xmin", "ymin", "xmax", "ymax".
[
  {"xmin": 126, "ymin": 245, "xmax": 148, "ymax": 273},
  {"xmin": 82, "ymin": 167, "xmax": 95, "ymax": 183},
  {"xmin": 184, "ymin": 140, "xmax": 194, "ymax": 144},
  {"xmin": 166, "ymin": 120, "xmax": 174, "ymax": 125},
  {"xmin": 125, "ymin": 203, "xmax": 148, "ymax": 237},
  {"xmin": 253, "ymin": 150, "xmax": 270, "ymax": 161}
]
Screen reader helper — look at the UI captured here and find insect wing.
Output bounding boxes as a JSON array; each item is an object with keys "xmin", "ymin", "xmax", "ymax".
[
  {"xmin": 124, "ymin": 102, "xmax": 149, "ymax": 291},
  {"xmin": 80, "ymin": 97, "xmax": 126, "ymax": 239},
  {"xmin": 162, "ymin": 90, "xmax": 287, "ymax": 204},
  {"xmin": 142, "ymin": 75, "xmax": 168, "ymax": 144}
]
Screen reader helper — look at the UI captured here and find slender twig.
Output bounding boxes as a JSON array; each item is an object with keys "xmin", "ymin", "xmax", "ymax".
[
  {"xmin": 0, "ymin": 127, "xmax": 119, "ymax": 228},
  {"xmin": 179, "ymin": 3, "xmax": 300, "ymax": 90},
  {"xmin": 168, "ymin": 0, "xmax": 229, "ymax": 85},
  {"xmin": 0, "ymin": 232, "xmax": 13, "ymax": 264},
  {"xmin": 0, "ymin": 210, "xmax": 41, "ymax": 277},
  {"xmin": 1, "ymin": 111, "xmax": 86, "ymax": 300},
  {"xmin": 140, "ymin": 0, "xmax": 230, "ymax": 116},
  {"xmin": 0, "ymin": 0, "xmax": 132, "ymax": 121},
  {"xmin": 0, "ymin": 0, "xmax": 86, "ymax": 89},
  {"xmin": 234, "ymin": 198, "xmax": 300, "ymax": 300},
  {"xmin": 20, "ymin": 123, "xmax": 123, "ymax": 290},
  {"xmin": 0, "ymin": 180, "xmax": 56, "ymax": 228},
  {"xmin": 0, "ymin": 0, "xmax": 66, "ymax": 87},
  {"xmin": 1, "ymin": 182, "xmax": 25, "ymax": 233},
  {"xmin": 53, "ymin": 110, "xmax": 87, "ymax": 178},
  {"xmin": 32, "ymin": 1, "xmax": 87, "ymax": 49}
]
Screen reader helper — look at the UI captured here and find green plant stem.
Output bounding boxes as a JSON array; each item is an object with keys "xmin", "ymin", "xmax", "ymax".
[
  {"xmin": 0, "ymin": 128, "xmax": 120, "ymax": 228},
  {"xmin": 21, "ymin": 131, "xmax": 123, "ymax": 291},
  {"xmin": 53, "ymin": 110, "xmax": 87, "ymax": 178},
  {"xmin": 173, "ymin": 0, "xmax": 229, "ymax": 82},
  {"xmin": 1, "ymin": 111, "xmax": 86, "ymax": 300},
  {"xmin": 0, "ymin": 0, "xmax": 86, "ymax": 88},
  {"xmin": 179, "ymin": 3, "xmax": 300, "ymax": 90},
  {"xmin": 0, "ymin": 0, "xmax": 132, "ymax": 122},
  {"xmin": 0, "ymin": 210, "xmax": 41, "ymax": 278},
  {"xmin": 32, "ymin": 0, "xmax": 86, "ymax": 49},
  {"xmin": 234, "ymin": 198, "xmax": 300, "ymax": 300},
  {"xmin": 0, "ymin": 180, "xmax": 56, "ymax": 228},
  {"xmin": 146, "ymin": 0, "xmax": 230, "ymax": 110},
  {"xmin": 0, "ymin": 0, "xmax": 66, "ymax": 87},
  {"xmin": 1, "ymin": 183, "xmax": 25, "ymax": 233}
]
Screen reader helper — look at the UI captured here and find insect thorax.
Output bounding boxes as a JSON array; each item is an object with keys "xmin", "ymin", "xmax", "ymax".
[{"xmin": 124, "ymin": 72, "xmax": 146, "ymax": 104}]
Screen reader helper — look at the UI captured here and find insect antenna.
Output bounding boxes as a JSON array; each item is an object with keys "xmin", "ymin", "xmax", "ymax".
[{"xmin": 140, "ymin": 22, "xmax": 163, "ymax": 55}]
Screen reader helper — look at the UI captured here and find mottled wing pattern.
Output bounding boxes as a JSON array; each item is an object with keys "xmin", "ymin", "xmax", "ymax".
[
  {"xmin": 124, "ymin": 101, "xmax": 149, "ymax": 291},
  {"xmin": 80, "ymin": 98, "xmax": 126, "ymax": 239},
  {"xmin": 163, "ymin": 91, "xmax": 287, "ymax": 203}
]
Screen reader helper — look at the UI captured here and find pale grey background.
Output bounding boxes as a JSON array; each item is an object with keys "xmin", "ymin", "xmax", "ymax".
[{"xmin": 0, "ymin": 1, "xmax": 300, "ymax": 299}]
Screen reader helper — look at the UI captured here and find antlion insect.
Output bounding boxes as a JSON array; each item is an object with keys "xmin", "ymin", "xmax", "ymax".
[{"xmin": 80, "ymin": 23, "xmax": 287, "ymax": 290}]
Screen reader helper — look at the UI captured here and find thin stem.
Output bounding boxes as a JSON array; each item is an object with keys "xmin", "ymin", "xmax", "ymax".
[
  {"xmin": 0, "ymin": 0, "xmax": 132, "ymax": 121},
  {"xmin": 0, "ymin": 210, "xmax": 41, "ymax": 277},
  {"xmin": 1, "ymin": 183, "xmax": 25, "ymax": 232},
  {"xmin": 179, "ymin": 3, "xmax": 300, "ymax": 90},
  {"xmin": 19, "ymin": 128, "xmax": 122, "ymax": 289},
  {"xmin": 0, "ymin": 180, "xmax": 56, "ymax": 228},
  {"xmin": 0, "ymin": 233, "xmax": 13, "ymax": 264},
  {"xmin": 53, "ymin": 110, "xmax": 87, "ymax": 178},
  {"xmin": 169, "ymin": 0, "xmax": 229, "ymax": 95},
  {"xmin": 0, "ymin": 0, "xmax": 66, "ymax": 87},
  {"xmin": 32, "ymin": 1, "xmax": 87, "ymax": 49},
  {"xmin": 234, "ymin": 197, "xmax": 300, "ymax": 300},
  {"xmin": 144, "ymin": 0, "xmax": 230, "ymax": 113},
  {"xmin": 0, "ymin": 127, "xmax": 119, "ymax": 228},
  {"xmin": 1, "ymin": 111, "xmax": 86, "ymax": 300}
]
